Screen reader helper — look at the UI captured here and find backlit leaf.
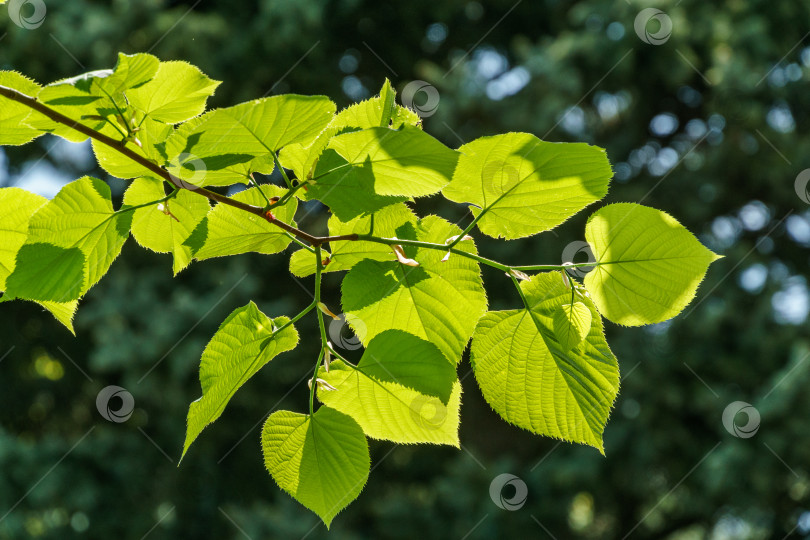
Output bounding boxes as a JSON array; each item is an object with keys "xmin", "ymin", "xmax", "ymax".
[
  {"xmin": 307, "ymin": 126, "xmax": 458, "ymax": 220},
  {"xmin": 553, "ymin": 300, "xmax": 592, "ymax": 352},
  {"xmin": 5, "ymin": 177, "xmax": 130, "ymax": 303},
  {"xmin": 471, "ymin": 272, "xmax": 619, "ymax": 452},
  {"xmin": 583, "ymin": 203, "xmax": 722, "ymax": 326},
  {"xmin": 123, "ymin": 177, "xmax": 210, "ymax": 274},
  {"xmin": 443, "ymin": 133, "xmax": 612, "ymax": 239},
  {"xmin": 0, "ymin": 187, "xmax": 77, "ymax": 332},
  {"xmin": 289, "ymin": 203, "xmax": 417, "ymax": 277},
  {"xmin": 188, "ymin": 185, "xmax": 297, "ymax": 260},
  {"xmin": 318, "ymin": 330, "xmax": 461, "ymax": 445},
  {"xmin": 165, "ymin": 95, "xmax": 335, "ymax": 187},
  {"xmin": 127, "ymin": 61, "xmax": 220, "ymax": 124},
  {"xmin": 182, "ymin": 302, "xmax": 299, "ymax": 459},
  {"xmin": 341, "ymin": 215, "xmax": 487, "ymax": 363},
  {"xmin": 0, "ymin": 71, "xmax": 43, "ymax": 145},
  {"xmin": 261, "ymin": 407, "xmax": 369, "ymax": 528}
]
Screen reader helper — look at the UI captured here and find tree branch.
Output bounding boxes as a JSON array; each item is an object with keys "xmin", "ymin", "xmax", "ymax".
[
  {"xmin": 0, "ymin": 84, "xmax": 321, "ymax": 244},
  {"xmin": 0, "ymin": 83, "xmax": 599, "ymax": 273}
]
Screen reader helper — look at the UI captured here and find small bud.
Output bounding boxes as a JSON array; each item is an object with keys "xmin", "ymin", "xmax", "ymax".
[
  {"xmin": 322, "ymin": 257, "xmax": 331, "ymax": 267},
  {"xmin": 269, "ymin": 196, "xmax": 280, "ymax": 204},
  {"xmin": 391, "ymin": 245, "xmax": 419, "ymax": 267},
  {"xmin": 507, "ymin": 268, "xmax": 530, "ymax": 281},
  {"xmin": 308, "ymin": 378, "xmax": 338, "ymax": 391},
  {"xmin": 445, "ymin": 234, "xmax": 473, "ymax": 245},
  {"xmin": 317, "ymin": 302, "xmax": 340, "ymax": 320},
  {"xmin": 158, "ymin": 202, "xmax": 180, "ymax": 222},
  {"xmin": 324, "ymin": 343, "xmax": 332, "ymax": 373},
  {"xmin": 561, "ymin": 261, "xmax": 576, "ymax": 276},
  {"xmin": 264, "ymin": 210, "xmax": 276, "ymax": 220},
  {"xmin": 561, "ymin": 271, "xmax": 570, "ymax": 288},
  {"xmin": 441, "ymin": 251, "xmax": 451, "ymax": 262}
]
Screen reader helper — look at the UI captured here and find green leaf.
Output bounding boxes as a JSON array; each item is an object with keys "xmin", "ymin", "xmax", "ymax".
[
  {"xmin": 318, "ymin": 330, "xmax": 461, "ymax": 446},
  {"xmin": 289, "ymin": 203, "xmax": 417, "ymax": 277},
  {"xmin": 26, "ymin": 55, "xmax": 158, "ymax": 144},
  {"xmin": 0, "ymin": 72, "xmax": 43, "ymax": 145},
  {"xmin": 127, "ymin": 61, "xmax": 221, "ymax": 124},
  {"xmin": 277, "ymin": 80, "xmax": 421, "ymax": 184},
  {"xmin": 307, "ymin": 126, "xmax": 458, "ymax": 220},
  {"xmin": 341, "ymin": 215, "xmax": 488, "ymax": 363},
  {"xmin": 165, "ymin": 95, "xmax": 336, "ymax": 187},
  {"xmin": 35, "ymin": 300, "xmax": 79, "ymax": 335},
  {"xmin": 97, "ymin": 53, "xmax": 160, "ymax": 102},
  {"xmin": 4, "ymin": 177, "xmax": 131, "ymax": 303},
  {"xmin": 583, "ymin": 203, "xmax": 722, "ymax": 326},
  {"xmin": 261, "ymin": 407, "xmax": 369, "ymax": 528},
  {"xmin": 25, "ymin": 74, "xmax": 115, "ymax": 143},
  {"xmin": 92, "ymin": 117, "xmax": 173, "ymax": 179},
  {"xmin": 304, "ymin": 148, "xmax": 407, "ymax": 220},
  {"xmin": 277, "ymin": 140, "xmax": 322, "ymax": 185},
  {"xmin": 289, "ymin": 247, "xmax": 322, "ymax": 278},
  {"xmin": 0, "ymin": 188, "xmax": 78, "ymax": 332},
  {"xmin": 331, "ymin": 79, "xmax": 421, "ymax": 131},
  {"xmin": 182, "ymin": 302, "xmax": 299, "ymax": 460},
  {"xmin": 123, "ymin": 178, "xmax": 210, "ymax": 274},
  {"xmin": 553, "ymin": 300, "xmax": 592, "ymax": 352},
  {"xmin": 443, "ymin": 133, "xmax": 612, "ymax": 239},
  {"xmin": 0, "ymin": 187, "xmax": 47, "ymax": 289},
  {"xmin": 6, "ymin": 244, "xmax": 86, "ymax": 302},
  {"xmin": 187, "ymin": 185, "xmax": 297, "ymax": 260},
  {"xmin": 471, "ymin": 272, "xmax": 619, "ymax": 452}
]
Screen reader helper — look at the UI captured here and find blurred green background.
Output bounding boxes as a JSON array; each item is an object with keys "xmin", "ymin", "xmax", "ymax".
[{"xmin": 1, "ymin": 0, "xmax": 809, "ymax": 538}]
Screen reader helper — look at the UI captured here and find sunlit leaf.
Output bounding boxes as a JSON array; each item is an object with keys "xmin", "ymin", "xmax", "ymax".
[
  {"xmin": 318, "ymin": 330, "xmax": 461, "ymax": 445},
  {"xmin": 5, "ymin": 177, "xmax": 130, "ymax": 303},
  {"xmin": 471, "ymin": 272, "xmax": 619, "ymax": 452},
  {"xmin": 443, "ymin": 133, "xmax": 611, "ymax": 239},
  {"xmin": 182, "ymin": 302, "xmax": 299, "ymax": 459},
  {"xmin": 342, "ymin": 215, "xmax": 487, "ymax": 363},
  {"xmin": 188, "ymin": 185, "xmax": 297, "ymax": 260},
  {"xmin": 0, "ymin": 187, "xmax": 77, "ymax": 332},
  {"xmin": 289, "ymin": 203, "xmax": 416, "ymax": 277},
  {"xmin": 123, "ymin": 177, "xmax": 210, "ymax": 274},
  {"xmin": 261, "ymin": 407, "xmax": 369, "ymax": 528},
  {"xmin": 553, "ymin": 300, "xmax": 592, "ymax": 352},
  {"xmin": 0, "ymin": 71, "xmax": 43, "ymax": 145},
  {"xmin": 583, "ymin": 203, "xmax": 722, "ymax": 326},
  {"xmin": 307, "ymin": 127, "xmax": 458, "ymax": 220},
  {"xmin": 165, "ymin": 95, "xmax": 336, "ymax": 187},
  {"xmin": 127, "ymin": 61, "xmax": 220, "ymax": 124}
]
